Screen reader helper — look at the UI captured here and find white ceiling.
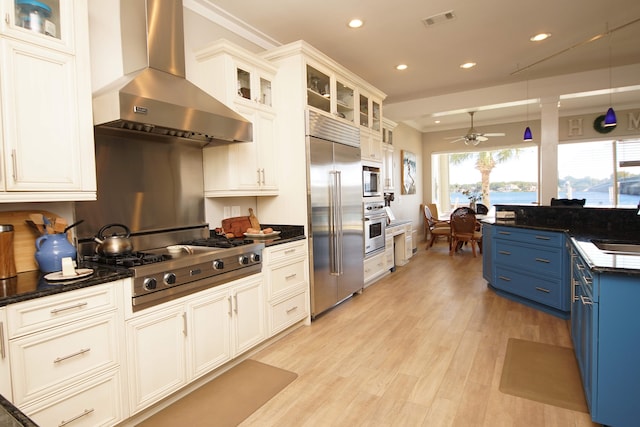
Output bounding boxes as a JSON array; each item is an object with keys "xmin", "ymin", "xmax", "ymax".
[{"xmin": 195, "ymin": 0, "xmax": 640, "ymax": 132}]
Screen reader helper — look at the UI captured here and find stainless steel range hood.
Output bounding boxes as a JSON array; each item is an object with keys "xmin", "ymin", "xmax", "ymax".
[{"xmin": 90, "ymin": 0, "xmax": 252, "ymax": 144}]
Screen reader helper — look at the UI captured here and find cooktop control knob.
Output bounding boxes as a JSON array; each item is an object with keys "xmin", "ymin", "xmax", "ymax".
[
  {"xmin": 143, "ymin": 277, "xmax": 157, "ymax": 290},
  {"xmin": 238, "ymin": 255, "xmax": 249, "ymax": 265},
  {"xmin": 250, "ymin": 253, "xmax": 260, "ymax": 263},
  {"xmin": 164, "ymin": 272, "xmax": 176, "ymax": 285},
  {"xmin": 212, "ymin": 260, "xmax": 224, "ymax": 270}
]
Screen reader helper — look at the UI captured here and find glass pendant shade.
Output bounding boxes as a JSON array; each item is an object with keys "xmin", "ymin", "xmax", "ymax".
[
  {"xmin": 523, "ymin": 126, "xmax": 532, "ymax": 141},
  {"xmin": 604, "ymin": 107, "xmax": 617, "ymax": 127}
]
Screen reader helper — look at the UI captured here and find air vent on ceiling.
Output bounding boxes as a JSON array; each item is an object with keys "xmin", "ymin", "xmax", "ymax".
[{"xmin": 422, "ymin": 10, "xmax": 456, "ymax": 27}]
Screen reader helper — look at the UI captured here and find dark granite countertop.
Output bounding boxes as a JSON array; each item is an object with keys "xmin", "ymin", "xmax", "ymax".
[
  {"xmin": 483, "ymin": 206, "xmax": 640, "ymax": 275},
  {"xmin": 0, "ymin": 395, "xmax": 36, "ymax": 427},
  {"xmin": 0, "ymin": 264, "xmax": 132, "ymax": 308}
]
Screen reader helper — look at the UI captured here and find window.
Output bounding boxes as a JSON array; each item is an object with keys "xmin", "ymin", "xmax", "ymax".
[
  {"xmin": 558, "ymin": 139, "xmax": 640, "ymax": 207},
  {"xmin": 432, "ymin": 146, "xmax": 539, "ymax": 212}
]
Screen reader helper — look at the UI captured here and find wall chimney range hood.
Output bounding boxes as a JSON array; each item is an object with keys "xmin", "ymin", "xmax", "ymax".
[{"xmin": 90, "ymin": 0, "xmax": 252, "ymax": 144}]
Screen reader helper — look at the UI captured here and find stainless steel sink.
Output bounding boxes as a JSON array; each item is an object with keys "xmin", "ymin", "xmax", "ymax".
[{"xmin": 591, "ymin": 240, "xmax": 640, "ymax": 255}]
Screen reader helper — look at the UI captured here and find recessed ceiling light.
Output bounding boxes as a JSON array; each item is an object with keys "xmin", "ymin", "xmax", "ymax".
[
  {"xmin": 348, "ymin": 19, "xmax": 363, "ymax": 28},
  {"xmin": 460, "ymin": 62, "xmax": 476, "ymax": 69},
  {"xmin": 435, "ymin": 120, "xmax": 441, "ymax": 124},
  {"xmin": 530, "ymin": 33, "xmax": 551, "ymax": 42},
  {"xmin": 396, "ymin": 64, "xmax": 408, "ymax": 71}
]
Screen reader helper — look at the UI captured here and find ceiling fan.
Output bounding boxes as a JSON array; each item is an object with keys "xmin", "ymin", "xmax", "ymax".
[{"xmin": 446, "ymin": 111, "xmax": 505, "ymax": 146}]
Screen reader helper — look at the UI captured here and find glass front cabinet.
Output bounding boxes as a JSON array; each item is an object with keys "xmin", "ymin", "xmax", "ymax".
[
  {"xmin": 1, "ymin": 0, "xmax": 74, "ymax": 53},
  {"xmin": 306, "ymin": 64, "xmax": 360, "ymax": 125}
]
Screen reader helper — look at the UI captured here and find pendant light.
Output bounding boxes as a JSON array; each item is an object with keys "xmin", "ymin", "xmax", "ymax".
[
  {"xmin": 523, "ymin": 74, "xmax": 533, "ymax": 141},
  {"xmin": 604, "ymin": 26, "xmax": 617, "ymax": 127}
]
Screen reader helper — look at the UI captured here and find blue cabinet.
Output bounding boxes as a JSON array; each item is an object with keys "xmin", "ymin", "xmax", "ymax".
[
  {"xmin": 481, "ymin": 223, "xmax": 492, "ymax": 283},
  {"xmin": 486, "ymin": 225, "xmax": 570, "ymax": 318},
  {"xmin": 571, "ymin": 244, "xmax": 640, "ymax": 427}
]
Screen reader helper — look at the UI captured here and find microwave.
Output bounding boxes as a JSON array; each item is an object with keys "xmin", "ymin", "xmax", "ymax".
[{"xmin": 363, "ymin": 165, "xmax": 382, "ymax": 197}]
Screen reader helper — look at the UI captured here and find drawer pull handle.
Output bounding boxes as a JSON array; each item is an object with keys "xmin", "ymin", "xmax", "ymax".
[
  {"xmin": 285, "ymin": 273, "xmax": 297, "ymax": 280},
  {"xmin": 58, "ymin": 408, "xmax": 94, "ymax": 427},
  {"xmin": 50, "ymin": 302, "xmax": 88, "ymax": 314},
  {"xmin": 580, "ymin": 295, "xmax": 593, "ymax": 306},
  {"xmin": 284, "ymin": 249, "xmax": 296, "ymax": 254},
  {"xmin": 498, "ymin": 231, "xmax": 511, "ymax": 235},
  {"xmin": 498, "ymin": 250, "xmax": 511, "ymax": 255},
  {"xmin": 581, "ymin": 274, "xmax": 592, "ymax": 285},
  {"xmin": 535, "ymin": 258, "xmax": 550, "ymax": 263},
  {"xmin": 498, "ymin": 275, "xmax": 511, "ymax": 282},
  {"xmin": 535, "ymin": 235, "xmax": 551, "ymax": 240},
  {"xmin": 54, "ymin": 348, "xmax": 91, "ymax": 364},
  {"xmin": 535, "ymin": 287, "xmax": 551, "ymax": 293},
  {"xmin": 286, "ymin": 306, "xmax": 298, "ymax": 314}
]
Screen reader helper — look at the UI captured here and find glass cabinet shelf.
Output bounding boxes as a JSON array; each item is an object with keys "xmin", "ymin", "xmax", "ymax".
[
  {"xmin": 14, "ymin": 0, "xmax": 60, "ymax": 39},
  {"xmin": 336, "ymin": 81, "xmax": 354, "ymax": 122},
  {"xmin": 306, "ymin": 65, "xmax": 330, "ymax": 113},
  {"xmin": 359, "ymin": 94, "xmax": 369, "ymax": 127},
  {"xmin": 237, "ymin": 67, "xmax": 251, "ymax": 100}
]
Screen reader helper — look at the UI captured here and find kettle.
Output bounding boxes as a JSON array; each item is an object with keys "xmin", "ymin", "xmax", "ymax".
[
  {"xmin": 35, "ymin": 233, "xmax": 77, "ymax": 273},
  {"xmin": 94, "ymin": 223, "xmax": 133, "ymax": 256}
]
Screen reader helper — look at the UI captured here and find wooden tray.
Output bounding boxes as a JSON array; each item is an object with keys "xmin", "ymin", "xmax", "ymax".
[{"xmin": 221, "ymin": 216, "xmax": 252, "ymax": 238}]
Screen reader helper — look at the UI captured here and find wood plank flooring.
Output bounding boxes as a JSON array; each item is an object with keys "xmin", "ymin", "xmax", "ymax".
[{"xmin": 242, "ymin": 242, "xmax": 599, "ymax": 427}]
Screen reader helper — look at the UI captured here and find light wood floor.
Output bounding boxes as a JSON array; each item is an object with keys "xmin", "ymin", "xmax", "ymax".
[{"xmin": 241, "ymin": 241, "xmax": 600, "ymax": 427}]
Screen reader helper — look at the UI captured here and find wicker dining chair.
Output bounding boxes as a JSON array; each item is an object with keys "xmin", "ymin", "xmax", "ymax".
[
  {"xmin": 422, "ymin": 204, "xmax": 451, "ymax": 249},
  {"xmin": 449, "ymin": 207, "xmax": 482, "ymax": 257}
]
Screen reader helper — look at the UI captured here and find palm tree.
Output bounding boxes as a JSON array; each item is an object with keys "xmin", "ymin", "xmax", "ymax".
[{"xmin": 450, "ymin": 149, "xmax": 520, "ymax": 206}]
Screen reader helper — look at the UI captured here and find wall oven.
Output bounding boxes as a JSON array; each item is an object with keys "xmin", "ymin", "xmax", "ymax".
[
  {"xmin": 363, "ymin": 165, "xmax": 382, "ymax": 197},
  {"xmin": 364, "ymin": 201, "xmax": 386, "ymax": 257}
]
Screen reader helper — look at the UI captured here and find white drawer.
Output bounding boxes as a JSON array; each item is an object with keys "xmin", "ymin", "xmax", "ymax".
[
  {"xmin": 10, "ymin": 312, "xmax": 120, "ymax": 406},
  {"xmin": 24, "ymin": 369, "xmax": 124, "ymax": 427},
  {"xmin": 264, "ymin": 240, "xmax": 306, "ymax": 264},
  {"xmin": 269, "ymin": 291, "xmax": 307, "ymax": 335},
  {"xmin": 268, "ymin": 258, "xmax": 306, "ymax": 298},
  {"xmin": 7, "ymin": 283, "xmax": 118, "ymax": 338}
]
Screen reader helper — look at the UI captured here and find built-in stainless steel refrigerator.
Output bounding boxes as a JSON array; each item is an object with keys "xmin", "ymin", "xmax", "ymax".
[{"xmin": 306, "ymin": 110, "xmax": 364, "ymax": 318}]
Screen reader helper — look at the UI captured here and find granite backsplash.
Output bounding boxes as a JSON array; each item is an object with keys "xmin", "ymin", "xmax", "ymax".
[{"xmin": 494, "ymin": 205, "xmax": 640, "ymax": 241}]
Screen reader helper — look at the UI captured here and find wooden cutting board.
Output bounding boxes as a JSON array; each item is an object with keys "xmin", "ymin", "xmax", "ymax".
[
  {"xmin": 0, "ymin": 210, "xmax": 61, "ymax": 273},
  {"xmin": 221, "ymin": 216, "xmax": 252, "ymax": 237},
  {"xmin": 249, "ymin": 208, "xmax": 260, "ymax": 230}
]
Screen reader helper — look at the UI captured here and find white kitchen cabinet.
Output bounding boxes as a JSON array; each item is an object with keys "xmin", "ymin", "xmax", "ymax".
[
  {"xmin": 384, "ymin": 234, "xmax": 394, "ymax": 270},
  {"xmin": 263, "ymin": 240, "xmax": 309, "ymax": 336},
  {"xmin": 382, "ymin": 118, "xmax": 397, "ymax": 192},
  {"xmin": 203, "ymin": 106, "xmax": 278, "ymax": 196},
  {"xmin": 361, "ymin": 128, "xmax": 383, "ymax": 163},
  {"xmin": 6, "ymin": 282, "xmax": 126, "ymax": 425},
  {"xmin": 0, "ymin": 307, "xmax": 10, "ymax": 400},
  {"xmin": 194, "ymin": 40, "xmax": 278, "ymax": 196},
  {"xmin": 305, "ymin": 63, "xmax": 357, "ymax": 124},
  {"xmin": 125, "ymin": 274, "xmax": 265, "ymax": 414},
  {"xmin": 364, "ymin": 251, "xmax": 387, "ymax": 286},
  {"xmin": 0, "ymin": 0, "xmax": 96, "ymax": 202}
]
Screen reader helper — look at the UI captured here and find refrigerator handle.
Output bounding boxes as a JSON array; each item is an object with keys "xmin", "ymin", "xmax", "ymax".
[
  {"xmin": 329, "ymin": 170, "xmax": 338, "ymax": 275},
  {"xmin": 335, "ymin": 170, "xmax": 343, "ymax": 275}
]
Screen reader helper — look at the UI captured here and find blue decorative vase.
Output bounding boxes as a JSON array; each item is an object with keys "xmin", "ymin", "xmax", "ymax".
[{"xmin": 35, "ymin": 234, "xmax": 77, "ymax": 273}]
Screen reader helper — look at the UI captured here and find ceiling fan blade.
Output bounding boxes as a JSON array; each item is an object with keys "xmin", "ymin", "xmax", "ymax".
[
  {"xmin": 444, "ymin": 135, "xmax": 465, "ymax": 140},
  {"xmin": 476, "ymin": 135, "xmax": 489, "ymax": 142},
  {"xmin": 448, "ymin": 137, "xmax": 465, "ymax": 143},
  {"xmin": 483, "ymin": 132, "xmax": 506, "ymax": 137}
]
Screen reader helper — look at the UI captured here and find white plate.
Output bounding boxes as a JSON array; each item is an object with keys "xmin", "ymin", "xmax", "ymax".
[
  {"xmin": 243, "ymin": 231, "xmax": 281, "ymax": 238},
  {"xmin": 45, "ymin": 268, "xmax": 94, "ymax": 282}
]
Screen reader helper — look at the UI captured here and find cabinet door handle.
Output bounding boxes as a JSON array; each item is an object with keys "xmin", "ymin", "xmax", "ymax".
[
  {"xmin": 260, "ymin": 168, "xmax": 266, "ymax": 185},
  {"xmin": 580, "ymin": 295, "xmax": 593, "ymax": 306},
  {"xmin": 182, "ymin": 312, "xmax": 187, "ymax": 337},
  {"xmin": 5, "ymin": 13, "xmax": 10, "ymax": 25},
  {"xmin": 11, "ymin": 149, "xmax": 17, "ymax": 182},
  {"xmin": 53, "ymin": 348, "xmax": 91, "ymax": 364},
  {"xmin": 58, "ymin": 408, "xmax": 95, "ymax": 427},
  {"xmin": 0, "ymin": 322, "xmax": 5, "ymax": 359},
  {"xmin": 498, "ymin": 250, "xmax": 511, "ymax": 255},
  {"xmin": 498, "ymin": 275, "xmax": 511, "ymax": 282},
  {"xmin": 535, "ymin": 287, "xmax": 551, "ymax": 293},
  {"xmin": 286, "ymin": 306, "xmax": 298, "ymax": 314},
  {"xmin": 228, "ymin": 296, "xmax": 232, "ymax": 316},
  {"xmin": 535, "ymin": 258, "xmax": 550, "ymax": 263},
  {"xmin": 256, "ymin": 169, "xmax": 261, "ymax": 185},
  {"xmin": 234, "ymin": 295, "xmax": 238, "ymax": 314},
  {"xmin": 535, "ymin": 235, "xmax": 551, "ymax": 240},
  {"xmin": 285, "ymin": 273, "xmax": 297, "ymax": 280},
  {"xmin": 50, "ymin": 302, "xmax": 88, "ymax": 314}
]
